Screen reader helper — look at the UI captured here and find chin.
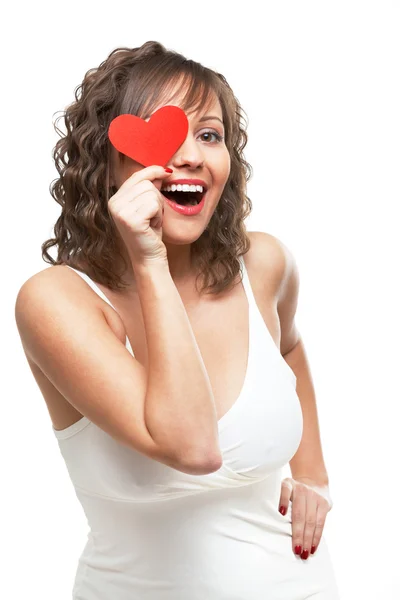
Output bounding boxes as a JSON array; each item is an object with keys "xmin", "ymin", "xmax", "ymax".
[{"xmin": 162, "ymin": 229, "xmax": 204, "ymax": 245}]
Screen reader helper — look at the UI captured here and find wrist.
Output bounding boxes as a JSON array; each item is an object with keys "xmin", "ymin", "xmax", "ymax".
[
  {"xmin": 131, "ymin": 257, "xmax": 169, "ymax": 276},
  {"xmin": 292, "ymin": 475, "xmax": 330, "ymax": 488}
]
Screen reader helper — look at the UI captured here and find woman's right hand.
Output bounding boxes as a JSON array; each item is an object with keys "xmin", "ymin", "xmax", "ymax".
[{"xmin": 108, "ymin": 165, "xmax": 173, "ymax": 268}]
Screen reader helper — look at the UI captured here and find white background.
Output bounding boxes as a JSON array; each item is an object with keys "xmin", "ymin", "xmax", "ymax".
[{"xmin": 3, "ymin": 1, "xmax": 399, "ymax": 598}]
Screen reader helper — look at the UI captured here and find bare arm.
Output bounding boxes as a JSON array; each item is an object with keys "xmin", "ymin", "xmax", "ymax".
[
  {"xmin": 15, "ymin": 264, "xmax": 222, "ymax": 476},
  {"xmin": 276, "ymin": 238, "xmax": 329, "ymax": 486},
  {"xmin": 135, "ymin": 259, "xmax": 222, "ymax": 470}
]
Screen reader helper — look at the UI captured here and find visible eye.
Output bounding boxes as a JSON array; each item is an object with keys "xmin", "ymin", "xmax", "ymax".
[{"xmin": 198, "ymin": 129, "xmax": 224, "ymax": 144}]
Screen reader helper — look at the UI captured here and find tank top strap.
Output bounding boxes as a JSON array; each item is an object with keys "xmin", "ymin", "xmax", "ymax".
[
  {"xmin": 239, "ymin": 255, "xmax": 261, "ymax": 316},
  {"xmin": 239, "ymin": 254, "xmax": 280, "ymax": 351},
  {"xmin": 64, "ymin": 265, "xmax": 134, "ymax": 356},
  {"xmin": 239, "ymin": 255, "xmax": 297, "ymax": 386},
  {"xmin": 64, "ymin": 266, "xmax": 115, "ymax": 308}
]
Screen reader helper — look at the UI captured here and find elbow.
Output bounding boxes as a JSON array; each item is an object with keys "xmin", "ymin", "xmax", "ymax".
[
  {"xmin": 176, "ymin": 450, "xmax": 223, "ymax": 476},
  {"xmin": 193, "ymin": 454, "xmax": 223, "ymax": 476}
]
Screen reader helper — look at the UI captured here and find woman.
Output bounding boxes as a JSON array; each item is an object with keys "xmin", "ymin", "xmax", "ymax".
[{"xmin": 15, "ymin": 41, "xmax": 340, "ymax": 599}]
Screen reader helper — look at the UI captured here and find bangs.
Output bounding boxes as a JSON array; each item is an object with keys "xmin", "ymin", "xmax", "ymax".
[
  {"xmin": 143, "ymin": 73, "xmax": 217, "ymax": 120},
  {"xmin": 119, "ymin": 62, "xmax": 222, "ymax": 124}
]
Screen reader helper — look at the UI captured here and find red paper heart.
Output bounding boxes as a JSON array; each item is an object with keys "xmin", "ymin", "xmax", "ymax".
[{"xmin": 108, "ymin": 105, "xmax": 189, "ymax": 167}]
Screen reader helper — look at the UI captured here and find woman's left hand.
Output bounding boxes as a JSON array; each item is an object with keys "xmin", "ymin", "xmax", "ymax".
[{"xmin": 278, "ymin": 476, "xmax": 333, "ymax": 560}]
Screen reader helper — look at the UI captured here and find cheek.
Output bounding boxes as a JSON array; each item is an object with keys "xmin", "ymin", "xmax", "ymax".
[
  {"xmin": 213, "ymin": 148, "xmax": 231, "ymax": 185},
  {"xmin": 221, "ymin": 155, "xmax": 231, "ymax": 185}
]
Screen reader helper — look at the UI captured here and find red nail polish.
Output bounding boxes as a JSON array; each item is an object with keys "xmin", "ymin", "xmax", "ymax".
[
  {"xmin": 279, "ymin": 506, "xmax": 287, "ymax": 515},
  {"xmin": 311, "ymin": 546, "xmax": 316, "ymax": 554},
  {"xmin": 164, "ymin": 167, "xmax": 173, "ymax": 173},
  {"xmin": 294, "ymin": 545, "xmax": 302, "ymax": 555},
  {"xmin": 301, "ymin": 549, "xmax": 309, "ymax": 560}
]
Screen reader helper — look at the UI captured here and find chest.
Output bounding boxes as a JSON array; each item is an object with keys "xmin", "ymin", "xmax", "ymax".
[
  {"xmin": 31, "ymin": 265, "xmax": 282, "ymax": 431},
  {"xmin": 102, "ymin": 272, "xmax": 282, "ymax": 423}
]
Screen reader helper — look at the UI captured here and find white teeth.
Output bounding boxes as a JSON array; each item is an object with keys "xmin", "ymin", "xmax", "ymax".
[{"xmin": 161, "ymin": 184, "xmax": 204, "ymax": 193}]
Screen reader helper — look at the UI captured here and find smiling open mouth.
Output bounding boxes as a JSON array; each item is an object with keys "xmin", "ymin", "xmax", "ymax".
[{"xmin": 161, "ymin": 190, "xmax": 204, "ymax": 206}]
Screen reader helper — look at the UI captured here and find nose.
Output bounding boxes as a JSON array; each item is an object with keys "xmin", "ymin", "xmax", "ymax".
[{"xmin": 170, "ymin": 133, "xmax": 205, "ymax": 169}]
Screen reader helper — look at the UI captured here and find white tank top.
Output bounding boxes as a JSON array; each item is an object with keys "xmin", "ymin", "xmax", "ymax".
[{"xmin": 52, "ymin": 255, "xmax": 339, "ymax": 599}]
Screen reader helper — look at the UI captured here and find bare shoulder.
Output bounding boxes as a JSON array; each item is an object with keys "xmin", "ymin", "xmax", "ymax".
[
  {"xmin": 18, "ymin": 264, "xmax": 94, "ymax": 289},
  {"xmin": 17, "ymin": 264, "xmax": 83, "ymax": 290},
  {"xmin": 247, "ymin": 231, "xmax": 300, "ymax": 354},
  {"xmin": 15, "ymin": 265, "xmax": 125, "ymax": 346},
  {"xmin": 16, "ymin": 265, "xmax": 101, "ymax": 314},
  {"xmin": 247, "ymin": 230, "xmax": 297, "ymax": 300}
]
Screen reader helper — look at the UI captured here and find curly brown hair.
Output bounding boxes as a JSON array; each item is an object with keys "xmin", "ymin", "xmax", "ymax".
[{"xmin": 42, "ymin": 41, "xmax": 253, "ymax": 295}]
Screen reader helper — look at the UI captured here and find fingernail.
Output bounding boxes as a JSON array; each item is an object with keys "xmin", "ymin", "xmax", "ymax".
[
  {"xmin": 294, "ymin": 545, "xmax": 302, "ymax": 555},
  {"xmin": 301, "ymin": 549, "xmax": 309, "ymax": 560},
  {"xmin": 279, "ymin": 506, "xmax": 287, "ymax": 515},
  {"xmin": 164, "ymin": 167, "xmax": 173, "ymax": 173},
  {"xmin": 311, "ymin": 546, "xmax": 316, "ymax": 554}
]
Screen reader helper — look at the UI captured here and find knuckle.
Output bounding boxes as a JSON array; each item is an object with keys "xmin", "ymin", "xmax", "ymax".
[
  {"xmin": 137, "ymin": 189, "xmax": 155, "ymax": 204},
  {"xmin": 319, "ymin": 500, "xmax": 328, "ymax": 512},
  {"xmin": 142, "ymin": 187, "xmax": 155, "ymax": 198},
  {"xmin": 315, "ymin": 519, "xmax": 325, "ymax": 530},
  {"xmin": 109, "ymin": 203, "xmax": 121, "ymax": 217},
  {"xmin": 292, "ymin": 524, "xmax": 303, "ymax": 537},
  {"xmin": 305, "ymin": 517, "xmax": 316, "ymax": 528},
  {"xmin": 133, "ymin": 181, "xmax": 150, "ymax": 194},
  {"xmin": 108, "ymin": 191, "xmax": 120, "ymax": 205}
]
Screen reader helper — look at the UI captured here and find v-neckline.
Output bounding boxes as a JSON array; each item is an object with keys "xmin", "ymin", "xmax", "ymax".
[
  {"xmin": 64, "ymin": 255, "xmax": 253, "ymax": 430},
  {"xmin": 216, "ymin": 255, "xmax": 252, "ymax": 429}
]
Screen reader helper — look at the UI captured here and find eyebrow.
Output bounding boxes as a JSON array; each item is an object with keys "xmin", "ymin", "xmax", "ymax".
[{"xmin": 198, "ymin": 115, "xmax": 224, "ymax": 126}]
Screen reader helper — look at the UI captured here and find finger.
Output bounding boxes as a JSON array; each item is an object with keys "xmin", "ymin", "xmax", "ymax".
[
  {"xmin": 113, "ymin": 179, "xmax": 153, "ymax": 204},
  {"xmin": 125, "ymin": 165, "xmax": 174, "ymax": 191},
  {"xmin": 291, "ymin": 484, "xmax": 307, "ymax": 557},
  {"xmin": 301, "ymin": 491, "xmax": 319, "ymax": 560},
  {"xmin": 128, "ymin": 192, "xmax": 162, "ymax": 222},
  {"xmin": 108, "ymin": 179, "xmax": 157, "ymax": 213},
  {"xmin": 134, "ymin": 187, "xmax": 165, "ymax": 222},
  {"xmin": 310, "ymin": 501, "xmax": 328, "ymax": 555},
  {"xmin": 126, "ymin": 180, "xmax": 162, "ymax": 204},
  {"xmin": 278, "ymin": 478, "xmax": 293, "ymax": 515},
  {"xmin": 109, "ymin": 186, "xmax": 161, "ymax": 218}
]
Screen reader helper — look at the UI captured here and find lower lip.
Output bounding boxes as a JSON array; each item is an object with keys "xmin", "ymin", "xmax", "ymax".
[{"xmin": 163, "ymin": 192, "xmax": 207, "ymax": 216}]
